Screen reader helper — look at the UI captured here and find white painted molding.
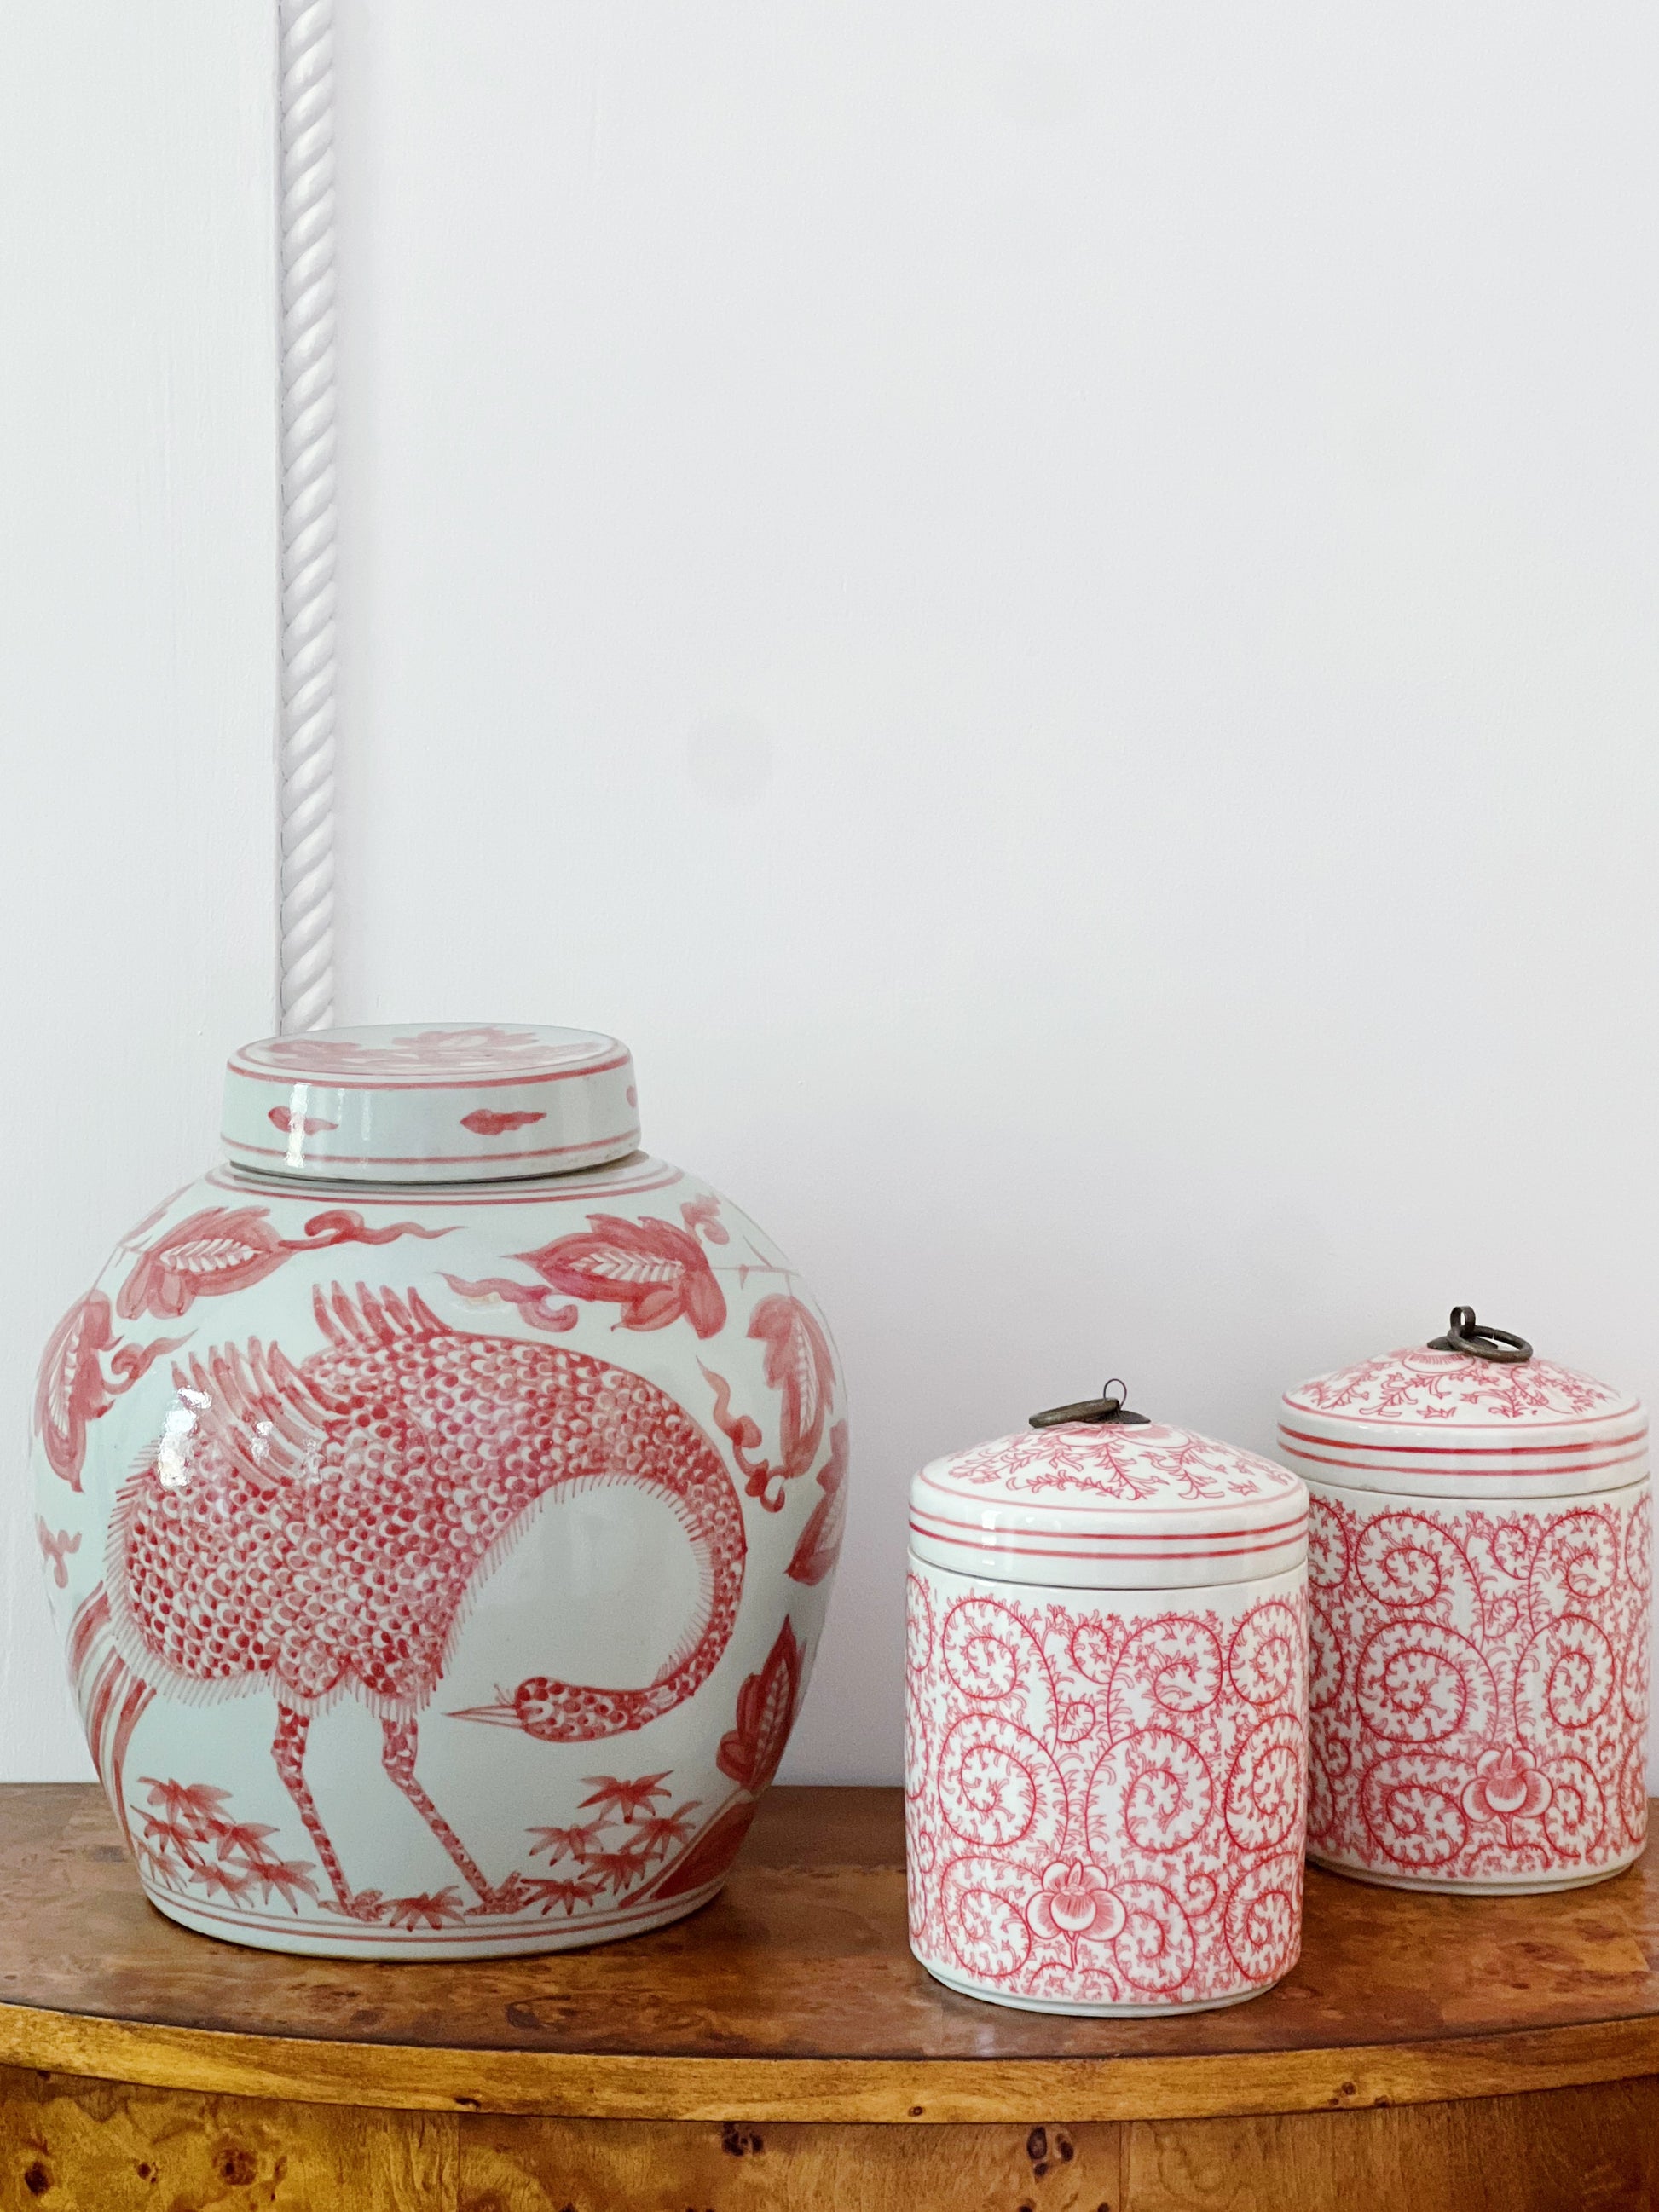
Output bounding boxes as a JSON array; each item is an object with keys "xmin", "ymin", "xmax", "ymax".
[{"xmin": 276, "ymin": 0, "xmax": 337, "ymax": 1034}]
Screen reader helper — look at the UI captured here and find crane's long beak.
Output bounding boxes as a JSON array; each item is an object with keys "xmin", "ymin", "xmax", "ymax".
[{"xmin": 447, "ymin": 1692, "xmax": 522, "ymax": 1728}]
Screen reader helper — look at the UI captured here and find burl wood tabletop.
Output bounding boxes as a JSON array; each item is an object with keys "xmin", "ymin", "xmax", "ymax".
[{"xmin": 0, "ymin": 1784, "xmax": 1653, "ymax": 2122}]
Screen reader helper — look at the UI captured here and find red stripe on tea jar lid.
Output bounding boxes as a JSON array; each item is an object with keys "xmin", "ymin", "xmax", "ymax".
[
  {"xmin": 910, "ymin": 1412, "xmax": 1308, "ymax": 1591},
  {"xmin": 220, "ymin": 1023, "xmax": 642, "ymax": 1185},
  {"xmin": 1279, "ymin": 1329, "xmax": 1645, "ymax": 1501}
]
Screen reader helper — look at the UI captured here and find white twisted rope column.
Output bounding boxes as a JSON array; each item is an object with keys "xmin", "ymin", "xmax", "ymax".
[{"xmin": 277, "ymin": 0, "xmax": 337, "ymax": 1033}]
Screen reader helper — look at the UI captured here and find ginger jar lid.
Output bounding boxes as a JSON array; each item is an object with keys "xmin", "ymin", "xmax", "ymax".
[
  {"xmin": 1279, "ymin": 1306, "xmax": 1648, "ymax": 1499},
  {"xmin": 910, "ymin": 1383, "xmax": 1307, "ymax": 1591},
  {"xmin": 222, "ymin": 1023, "xmax": 640, "ymax": 1182}
]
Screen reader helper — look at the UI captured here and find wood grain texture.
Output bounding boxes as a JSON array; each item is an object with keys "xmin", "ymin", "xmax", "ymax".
[
  {"xmin": 0, "ymin": 2065, "xmax": 455, "ymax": 2212},
  {"xmin": 0, "ymin": 1788, "xmax": 1656, "ymax": 2121},
  {"xmin": 460, "ymin": 2117, "xmax": 1124, "ymax": 2212},
  {"xmin": 1, "ymin": 2082, "xmax": 1652, "ymax": 2212},
  {"xmin": 1124, "ymin": 2077, "xmax": 1659, "ymax": 2212}
]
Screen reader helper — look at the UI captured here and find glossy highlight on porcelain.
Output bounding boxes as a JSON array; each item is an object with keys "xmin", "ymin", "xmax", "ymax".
[{"xmin": 32, "ymin": 1025, "xmax": 847, "ymax": 1958}]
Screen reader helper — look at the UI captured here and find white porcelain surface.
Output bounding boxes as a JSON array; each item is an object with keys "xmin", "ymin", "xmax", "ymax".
[{"xmin": 32, "ymin": 1027, "xmax": 846, "ymax": 1957}]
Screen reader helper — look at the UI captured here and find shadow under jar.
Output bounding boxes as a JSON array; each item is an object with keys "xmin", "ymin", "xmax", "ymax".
[
  {"xmin": 1280, "ymin": 1308, "xmax": 1650, "ymax": 1896},
  {"xmin": 905, "ymin": 1386, "xmax": 1309, "ymax": 2015}
]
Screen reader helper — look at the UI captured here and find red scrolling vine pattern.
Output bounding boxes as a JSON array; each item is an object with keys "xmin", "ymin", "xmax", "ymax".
[
  {"xmin": 906, "ymin": 1576, "xmax": 1308, "ymax": 2007},
  {"xmin": 1307, "ymin": 1489, "xmax": 1650, "ymax": 1882}
]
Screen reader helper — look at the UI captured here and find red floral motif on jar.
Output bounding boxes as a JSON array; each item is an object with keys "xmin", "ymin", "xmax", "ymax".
[
  {"xmin": 1306, "ymin": 1489, "xmax": 1648, "ymax": 1885},
  {"xmin": 1460, "ymin": 1745, "xmax": 1551, "ymax": 1839},
  {"xmin": 906, "ymin": 1578, "xmax": 1307, "ymax": 2009},
  {"xmin": 1025, "ymin": 1860, "xmax": 1126, "ymax": 1961}
]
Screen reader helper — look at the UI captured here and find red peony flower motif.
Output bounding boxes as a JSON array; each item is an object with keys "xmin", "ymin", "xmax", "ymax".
[
  {"xmin": 1025, "ymin": 1860, "xmax": 1127, "ymax": 1960},
  {"xmin": 1461, "ymin": 1745, "xmax": 1552, "ymax": 1829}
]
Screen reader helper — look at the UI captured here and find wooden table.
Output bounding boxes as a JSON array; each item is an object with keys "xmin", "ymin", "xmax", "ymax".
[{"xmin": 0, "ymin": 1785, "xmax": 1655, "ymax": 2209}]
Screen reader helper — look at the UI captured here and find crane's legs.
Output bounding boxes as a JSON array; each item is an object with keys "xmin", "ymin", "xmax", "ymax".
[
  {"xmin": 380, "ymin": 1717, "xmax": 523, "ymax": 1911},
  {"xmin": 272, "ymin": 1707, "xmax": 359, "ymax": 1913}
]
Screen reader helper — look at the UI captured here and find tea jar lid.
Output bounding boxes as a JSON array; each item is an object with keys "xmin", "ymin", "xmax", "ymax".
[
  {"xmin": 909, "ymin": 1384, "xmax": 1307, "ymax": 1590},
  {"xmin": 1279, "ymin": 1306, "xmax": 1648, "ymax": 1499},
  {"xmin": 222, "ymin": 1023, "xmax": 640, "ymax": 1182}
]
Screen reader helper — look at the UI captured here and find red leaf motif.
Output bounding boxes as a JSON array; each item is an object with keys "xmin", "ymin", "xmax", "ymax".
[
  {"xmin": 750, "ymin": 1296, "xmax": 836, "ymax": 1484},
  {"xmin": 34, "ymin": 1290, "xmax": 188, "ymax": 1488},
  {"xmin": 384, "ymin": 1887, "xmax": 466, "ymax": 1931},
  {"xmin": 116, "ymin": 1208, "xmax": 290, "ymax": 1320},
  {"xmin": 35, "ymin": 1291, "xmax": 118, "ymax": 1488},
  {"xmin": 578, "ymin": 1772, "xmax": 673, "ymax": 1822},
  {"xmin": 460, "ymin": 1108, "xmax": 547, "ymax": 1136},
  {"xmin": 785, "ymin": 1422, "xmax": 849, "ymax": 1587},
  {"xmin": 717, "ymin": 1617, "xmax": 803, "ymax": 1793},
  {"xmin": 646, "ymin": 1798, "xmax": 759, "ymax": 1902},
  {"xmin": 267, "ymin": 1108, "xmax": 339, "ymax": 1135},
  {"xmin": 117, "ymin": 1205, "xmax": 449, "ymax": 1320},
  {"xmin": 517, "ymin": 1216, "xmax": 726, "ymax": 1339}
]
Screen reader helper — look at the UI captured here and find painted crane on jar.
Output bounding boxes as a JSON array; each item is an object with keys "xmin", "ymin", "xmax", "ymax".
[{"xmin": 70, "ymin": 1280, "xmax": 751, "ymax": 1919}]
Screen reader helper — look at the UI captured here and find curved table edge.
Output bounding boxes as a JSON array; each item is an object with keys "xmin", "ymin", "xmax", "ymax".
[{"xmin": 0, "ymin": 2005, "xmax": 1656, "ymax": 2122}]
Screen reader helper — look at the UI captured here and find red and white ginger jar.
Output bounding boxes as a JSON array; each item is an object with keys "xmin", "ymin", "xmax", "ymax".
[
  {"xmin": 905, "ymin": 1392, "xmax": 1309, "ymax": 2015},
  {"xmin": 32, "ymin": 1024, "xmax": 847, "ymax": 1958},
  {"xmin": 1280, "ymin": 1308, "xmax": 1650, "ymax": 1895}
]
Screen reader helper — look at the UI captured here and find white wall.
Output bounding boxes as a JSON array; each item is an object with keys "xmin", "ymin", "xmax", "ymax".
[
  {"xmin": 8, "ymin": 3, "xmax": 1658, "ymax": 1787},
  {"xmin": 0, "ymin": 8, "xmax": 276, "ymax": 1775},
  {"xmin": 332, "ymin": 3, "xmax": 1659, "ymax": 1782}
]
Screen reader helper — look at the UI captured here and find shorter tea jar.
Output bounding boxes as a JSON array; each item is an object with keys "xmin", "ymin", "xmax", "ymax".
[
  {"xmin": 1280, "ymin": 1308, "xmax": 1650, "ymax": 1896},
  {"xmin": 905, "ymin": 1386, "xmax": 1309, "ymax": 2016}
]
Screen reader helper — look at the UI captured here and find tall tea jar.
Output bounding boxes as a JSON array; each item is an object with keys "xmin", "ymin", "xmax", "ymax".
[
  {"xmin": 906, "ymin": 1386, "xmax": 1309, "ymax": 2015},
  {"xmin": 1280, "ymin": 1308, "xmax": 1650, "ymax": 1894},
  {"xmin": 32, "ymin": 1024, "xmax": 847, "ymax": 1959}
]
